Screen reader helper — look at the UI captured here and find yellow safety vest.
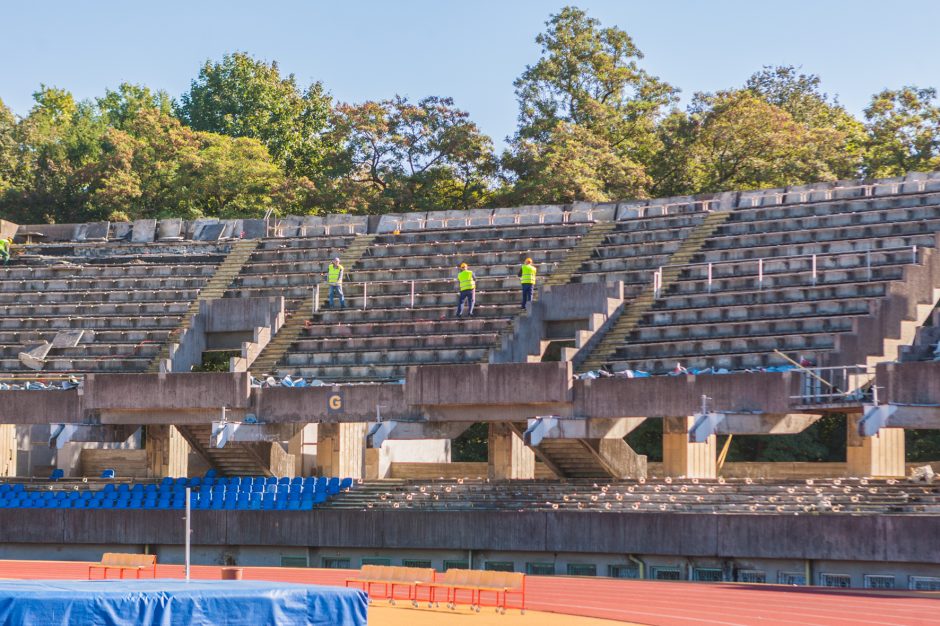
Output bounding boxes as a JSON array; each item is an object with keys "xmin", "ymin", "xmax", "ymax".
[
  {"xmin": 0, "ymin": 239, "xmax": 9, "ymax": 253},
  {"xmin": 458, "ymin": 269, "xmax": 476, "ymax": 291},
  {"xmin": 327, "ymin": 264, "xmax": 344, "ymax": 285},
  {"xmin": 521, "ymin": 264, "xmax": 537, "ymax": 285}
]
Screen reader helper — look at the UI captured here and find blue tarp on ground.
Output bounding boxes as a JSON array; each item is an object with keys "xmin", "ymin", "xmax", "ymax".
[{"xmin": 0, "ymin": 579, "xmax": 367, "ymax": 626}]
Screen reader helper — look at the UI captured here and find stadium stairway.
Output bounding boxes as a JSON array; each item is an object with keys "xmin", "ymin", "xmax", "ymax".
[
  {"xmin": 249, "ymin": 233, "xmax": 377, "ymax": 377},
  {"xmin": 175, "ymin": 424, "xmax": 295, "ymax": 477},
  {"xmin": 148, "ymin": 239, "xmax": 261, "ymax": 372},
  {"xmin": 577, "ymin": 210, "xmax": 732, "ymax": 372},
  {"xmin": 531, "ymin": 438, "xmax": 644, "ymax": 479},
  {"xmin": 543, "ymin": 221, "xmax": 619, "ymax": 287}
]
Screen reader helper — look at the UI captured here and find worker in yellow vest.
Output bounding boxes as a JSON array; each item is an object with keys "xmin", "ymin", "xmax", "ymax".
[
  {"xmin": 455, "ymin": 262, "xmax": 476, "ymax": 318},
  {"xmin": 519, "ymin": 258, "xmax": 537, "ymax": 309},
  {"xmin": 326, "ymin": 257, "xmax": 346, "ymax": 308},
  {"xmin": 0, "ymin": 238, "xmax": 9, "ymax": 265}
]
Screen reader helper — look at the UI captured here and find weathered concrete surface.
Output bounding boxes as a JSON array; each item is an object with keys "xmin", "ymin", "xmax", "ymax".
[
  {"xmin": 0, "ymin": 390, "xmax": 81, "ymax": 424},
  {"xmin": 405, "ymin": 362, "xmax": 573, "ymax": 406},
  {"xmin": 878, "ymin": 360, "xmax": 940, "ymax": 405},
  {"xmin": 0, "ymin": 509, "xmax": 937, "ymax": 564},
  {"xmin": 253, "ymin": 384, "xmax": 413, "ymax": 423},
  {"xmin": 84, "ymin": 373, "xmax": 252, "ymax": 411},
  {"xmin": 574, "ymin": 372, "xmax": 798, "ymax": 419}
]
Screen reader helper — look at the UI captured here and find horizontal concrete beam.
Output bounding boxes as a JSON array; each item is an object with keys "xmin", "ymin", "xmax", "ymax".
[
  {"xmin": 859, "ymin": 404, "xmax": 940, "ymax": 436},
  {"xmin": 405, "ymin": 362, "xmax": 573, "ymax": 406},
  {"xmin": 84, "ymin": 373, "xmax": 252, "ymax": 411},
  {"xmin": 690, "ymin": 413, "xmax": 821, "ymax": 442},
  {"xmin": 252, "ymin": 384, "xmax": 414, "ymax": 423},
  {"xmin": 525, "ymin": 417, "xmax": 646, "ymax": 446},
  {"xmin": 366, "ymin": 421, "xmax": 473, "ymax": 448},
  {"xmin": 878, "ymin": 361, "xmax": 940, "ymax": 406}
]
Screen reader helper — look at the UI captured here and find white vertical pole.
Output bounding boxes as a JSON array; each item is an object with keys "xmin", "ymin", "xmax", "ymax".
[
  {"xmin": 913, "ymin": 245, "xmax": 918, "ymax": 264},
  {"xmin": 185, "ymin": 487, "xmax": 191, "ymax": 582},
  {"xmin": 410, "ymin": 281, "xmax": 415, "ymax": 309},
  {"xmin": 707, "ymin": 263, "xmax": 713, "ymax": 293},
  {"xmin": 363, "ymin": 282, "xmax": 368, "ymax": 310},
  {"xmin": 867, "ymin": 250, "xmax": 872, "ymax": 282},
  {"xmin": 811, "ymin": 254, "xmax": 817, "ymax": 286},
  {"xmin": 313, "ymin": 285, "xmax": 320, "ymax": 314},
  {"xmin": 758, "ymin": 259, "xmax": 763, "ymax": 290}
]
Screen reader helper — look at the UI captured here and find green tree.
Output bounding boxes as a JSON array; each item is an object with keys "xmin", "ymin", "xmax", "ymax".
[
  {"xmin": 863, "ymin": 86, "xmax": 940, "ymax": 177},
  {"xmin": 325, "ymin": 95, "xmax": 497, "ymax": 213},
  {"xmin": 506, "ymin": 6, "xmax": 675, "ymax": 203},
  {"xmin": 96, "ymin": 82, "xmax": 172, "ymax": 130},
  {"xmin": 0, "ymin": 99, "xmax": 17, "ymax": 194},
  {"xmin": 176, "ymin": 52, "xmax": 332, "ymax": 179}
]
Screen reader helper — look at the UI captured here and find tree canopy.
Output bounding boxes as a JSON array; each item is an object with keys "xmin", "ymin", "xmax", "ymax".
[{"xmin": 2, "ymin": 7, "xmax": 939, "ymax": 224}]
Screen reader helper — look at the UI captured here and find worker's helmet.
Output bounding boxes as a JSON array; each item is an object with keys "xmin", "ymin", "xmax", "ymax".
[
  {"xmin": 459, "ymin": 262, "xmax": 468, "ymax": 269},
  {"xmin": 525, "ymin": 258, "xmax": 533, "ymax": 264}
]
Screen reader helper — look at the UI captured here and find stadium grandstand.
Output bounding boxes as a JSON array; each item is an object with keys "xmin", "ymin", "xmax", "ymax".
[{"xmin": 2, "ymin": 170, "xmax": 940, "ymax": 612}]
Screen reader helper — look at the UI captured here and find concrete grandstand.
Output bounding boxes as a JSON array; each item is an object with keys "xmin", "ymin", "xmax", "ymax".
[{"xmin": 1, "ymin": 171, "xmax": 940, "ymax": 592}]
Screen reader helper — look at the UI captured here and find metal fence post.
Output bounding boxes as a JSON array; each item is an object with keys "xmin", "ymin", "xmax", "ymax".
[
  {"xmin": 707, "ymin": 262, "xmax": 713, "ymax": 293},
  {"xmin": 363, "ymin": 282, "xmax": 368, "ymax": 310},
  {"xmin": 410, "ymin": 280, "xmax": 415, "ymax": 309},
  {"xmin": 758, "ymin": 258, "xmax": 763, "ymax": 290},
  {"xmin": 811, "ymin": 254, "xmax": 817, "ymax": 286},
  {"xmin": 313, "ymin": 285, "xmax": 320, "ymax": 314}
]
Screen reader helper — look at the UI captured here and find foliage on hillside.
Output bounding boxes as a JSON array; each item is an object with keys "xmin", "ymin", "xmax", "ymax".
[{"xmin": 3, "ymin": 6, "xmax": 940, "ymax": 225}]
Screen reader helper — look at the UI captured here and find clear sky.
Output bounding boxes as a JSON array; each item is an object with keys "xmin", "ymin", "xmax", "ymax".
[{"xmin": 3, "ymin": 0, "xmax": 940, "ymax": 149}]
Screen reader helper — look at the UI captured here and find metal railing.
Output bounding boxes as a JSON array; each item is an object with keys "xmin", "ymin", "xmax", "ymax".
[
  {"xmin": 788, "ymin": 364, "xmax": 875, "ymax": 406},
  {"xmin": 649, "ymin": 244, "xmax": 921, "ymax": 298}
]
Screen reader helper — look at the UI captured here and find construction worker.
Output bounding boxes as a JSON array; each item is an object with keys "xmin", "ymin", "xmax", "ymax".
[
  {"xmin": 0, "ymin": 238, "xmax": 10, "ymax": 264},
  {"xmin": 455, "ymin": 262, "xmax": 476, "ymax": 318},
  {"xmin": 326, "ymin": 257, "xmax": 346, "ymax": 308},
  {"xmin": 519, "ymin": 257, "xmax": 537, "ymax": 309}
]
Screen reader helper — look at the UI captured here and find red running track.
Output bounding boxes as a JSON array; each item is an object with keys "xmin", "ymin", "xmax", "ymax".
[{"xmin": 0, "ymin": 560, "xmax": 937, "ymax": 625}]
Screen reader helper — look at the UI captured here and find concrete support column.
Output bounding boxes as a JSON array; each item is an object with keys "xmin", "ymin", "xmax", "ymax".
[
  {"xmin": 487, "ymin": 423, "xmax": 534, "ymax": 480},
  {"xmin": 287, "ymin": 425, "xmax": 306, "ymax": 476},
  {"xmin": 146, "ymin": 425, "xmax": 189, "ymax": 478},
  {"xmin": 847, "ymin": 415, "xmax": 905, "ymax": 477},
  {"xmin": 662, "ymin": 416, "xmax": 716, "ymax": 479},
  {"xmin": 0, "ymin": 425, "xmax": 16, "ymax": 477},
  {"xmin": 316, "ymin": 423, "xmax": 367, "ymax": 479}
]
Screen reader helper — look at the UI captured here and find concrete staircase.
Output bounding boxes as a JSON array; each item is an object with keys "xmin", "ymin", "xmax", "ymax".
[
  {"xmin": 578, "ymin": 211, "xmax": 732, "ymax": 372},
  {"xmin": 250, "ymin": 233, "xmax": 377, "ymax": 377},
  {"xmin": 544, "ymin": 221, "xmax": 619, "ymax": 287},
  {"xmin": 176, "ymin": 424, "xmax": 282, "ymax": 477},
  {"xmin": 532, "ymin": 438, "xmax": 645, "ymax": 479},
  {"xmin": 148, "ymin": 239, "xmax": 261, "ymax": 372}
]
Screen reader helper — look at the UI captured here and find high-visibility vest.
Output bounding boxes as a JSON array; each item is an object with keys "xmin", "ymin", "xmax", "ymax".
[
  {"xmin": 327, "ymin": 264, "xmax": 344, "ymax": 285},
  {"xmin": 520, "ymin": 264, "xmax": 537, "ymax": 285},
  {"xmin": 458, "ymin": 269, "xmax": 476, "ymax": 291},
  {"xmin": 0, "ymin": 239, "xmax": 8, "ymax": 253}
]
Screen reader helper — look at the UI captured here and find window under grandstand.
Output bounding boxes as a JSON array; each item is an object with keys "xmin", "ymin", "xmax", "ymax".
[
  {"xmin": 692, "ymin": 568, "xmax": 723, "ymax": 582},
  {"xmin": 443, "ymin": 560, "xmax": 469, "ymax": 571},
  {"xmin": 402, "ymin": 559, "xmax": 432, "ymax": 569},
  {"xmin": 566, "ymin": 564, "xmax": 597, "ymax": 577},
  {"xmin": 819, "ymin": 573, "xmax": 851, "ymax": 588},
  {"xmin": 608, "ymin": 564, "xmax": 639, "ymax": 579},
  {"xmin": 526, "ymin": 562, "xmax": 555, "ymax": 576},
  {"xmin": 321, "ymin": 557, "xmax": 350, "ymax": 569},
  {"xmin": 864, "ymin": 575, "xmax": 895, "ymax": 589},
  {"xmin": 485, "ymin": 561, "xmax": 514, "ymax": 572},
  {"xmin": 280, "ymin": 556, "xmax": 307, "ymax": 568},
  {"xmin": 777, "ymin": 572, "xmax": 806, "ymax": 585},
  {"xmin": 909, "ymin": 576, "xmax": 940, "ymax": 591},
  {"xmin": 360, "ymin": 557, "xmax": 391, "ymax": 567},
  {"xmin": 650, "ymin": 567, "xmax": 682, "ymax": 581},
  {"xmin": 736, "ymin": 570, "xmax": 766, "ymax": 584}
]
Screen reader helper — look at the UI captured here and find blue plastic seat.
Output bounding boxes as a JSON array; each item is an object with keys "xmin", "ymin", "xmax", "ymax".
[
  {"xmin": 161, "ymin": 477, "xmax": 174, "ymax": 486},
  {"xmin": 49, "ymin": 469, "xmax": 64, "ymax": 481},
  {"xmin": 131, "ymin": 484, "xmax": 144, "ymax": 493},
  {"xmin": 0, "ymin": 484, "xmax": 10, "ymax": 493},
  {"xmin": 277, "ymin": 477, "xmax": 290, "ymax": 485},
  {"xmin": 249, "ymin": 500, "xmax": 262, "ymax": 510},
  {"xmin": 100, "ymin": 469, "xmax": 115, "ymax": 479},
  {"xmin": 103, "ymin": 484, "xmax": 116, "ymax": 493},
  {"xmin": 117, "ymin": 484, "xmax": 130, "ymax": 493},
  {"xmin": 290, "ymin": 477, "xmax": 303, "ymax": 485},
  {"xmin": 340, "ymin": 478, "xmax": 353, "ymax": 490}
]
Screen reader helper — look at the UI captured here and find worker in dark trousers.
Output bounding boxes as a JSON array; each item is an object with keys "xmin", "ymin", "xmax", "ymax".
[
  {"xmin": 519, "ymin": 257, "xmax": 537, "ymax": 309},
  {"xmin": 455, "ymin": 262, "xmax": 476, "ymax": 318}
]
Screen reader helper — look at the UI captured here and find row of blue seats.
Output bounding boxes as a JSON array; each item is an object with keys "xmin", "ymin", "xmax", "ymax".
[
  {"xmin": 2, "ymin": 489, "xmax": 329, "ymax": 502},
  {"xmin": 0, "ymin": 497, "xmax": 320, "ymax": 511}
]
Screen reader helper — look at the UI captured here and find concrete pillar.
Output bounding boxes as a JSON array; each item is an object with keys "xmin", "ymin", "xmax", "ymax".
[
  {"xmin": 487, "ymin": 423, "xmax": 534, "ymax": 480},
  {"xmin": 316, "ymin": 423, "xmax": 367, "ymax": 479},
  {"xmin": 0, "ymin": 425, "xmax": 16, "ymax": 477},
  {"xmin": 846, "ymin": 415, "xmax": 905, "ymax": 477},
  {"xmin": 287, "ymin": 425, "xmax": 306, "ymax": 476},
  {"xmin": 662, "ymin": 416, "xmax": 716, "ymax": 479},
  {"xmin": 146, "ymin": 425, "xmax": 189, "ymax": 478}
]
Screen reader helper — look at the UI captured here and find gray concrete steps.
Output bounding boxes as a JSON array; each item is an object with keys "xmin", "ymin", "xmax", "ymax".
[
  {"xmin": 678, "ymin": 250, "xmax": 918, "ymax": 280},
  {"xmin": 276, "ymin": 361, "xmax": 465, "ymax": 381},
  {"xmin": 175, "ymin": 425, "xmax": 274, "ymax": 477},
  {"xmin": 0, "ymin": 329, "xmax": 171, "ymax": 344},
  {"xmin": 0, "ymin": 264, "xmax": 218, "ymax": 280},
  {"xmin": 658, "ymin": 283, "xmax": 887, "ymax": 312},
  {"xmin": 0, "ymin": 343, "xmax": 161, "ymax": 358},
  {"xmin": 301, "ymin": 318, "xmax": 512, "ymax": 338},
  {"xmin": 731, "ymin": 190, "xmax": 940, "ymax": 221},
  {"xmin": 315, "ymin": 305, "xmax": 517, "ymax": 324},
  {"xmin": 0, "ymin": 278, "xmax": 210, "ymax": 292},
  {"xmin": 372, "ymin": 223, "xmax": 590, "ymax": 245},
  {"xmin": 534, "ymin": 439, "xmax": 614, "ymax": 479},
  {"xmin": 614, "ymin": 330, "xmax": 838, "ymax": 361},
  {"xmin": 668, "ymin": 265, "xmax": 906, "ymax": 295},
  {"xmin": 609, "ymin": 348, "xmax": 831, "ymax": 374},
  {"xmin": 0, "ymin": 302, "xmax": 190, "ymax": 318},
  {"xmin": 257, "ymin": 236, "xmax": 355, "ymax": 251},
  {"xmin": 0, "ymin": 290, "xmax": 200, "ymax": 305},
  {"xmin": 0, "ymin": 316, "xmax": 181, "ymax": 330},
  {"xmin": 0, "ymin": 356, "xmax": 153, "ymax": 372},
  {"xmin": 370, "ymin": 236, "xmax": 582, "ymax": 258},
  {"xmin": 284, "ymin": 346, "xmax": 490, "ymax": 367},
  {"xmin": 705, "ymin": 219, "xmax": 940, "ymax": 251},
  {"xmin": 630, "ymin": 313, "xmax": 858, "ymax": 343},
  {"xmin": 293, "ymin": 332, "xmax": 500, "ymax": 352},
  {"xmin": 721, "ymin": 206, "xmax": 940, "ymax": 235}
]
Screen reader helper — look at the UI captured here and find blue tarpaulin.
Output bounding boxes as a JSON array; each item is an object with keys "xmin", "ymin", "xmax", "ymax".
[{"xmin": 0, "ymin": 579, "xmax": 367, "ymax": 626}]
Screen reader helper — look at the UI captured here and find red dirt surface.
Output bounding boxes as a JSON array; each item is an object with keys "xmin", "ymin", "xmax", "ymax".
[{"xmin": 0, "ymin": 559, "xmax": 936, "ymax": 625}]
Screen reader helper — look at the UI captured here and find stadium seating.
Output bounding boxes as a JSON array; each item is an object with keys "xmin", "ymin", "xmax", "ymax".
[
  {"xmin": 592, "ymin": 188, "xmax": 940, "ymax": 373},
  {"xmin": 0, "ymin": 240, "xmax": 227, "ymax": 374},
  {"xmin": 322, "ymin": 477, "xmax": 940, "ymax": 515},
  {"xmin": 273, "ymin": 222, "xmax": 592, "ymax": 382},
  {"xmin": 0, "ymin": 475, "xmax": 355, "ymax": 511}
]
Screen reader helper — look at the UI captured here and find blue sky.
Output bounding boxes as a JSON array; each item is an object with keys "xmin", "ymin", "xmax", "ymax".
[{"xmin": 3, "ymin": 1, "xmax": 940, "ymax": 149}]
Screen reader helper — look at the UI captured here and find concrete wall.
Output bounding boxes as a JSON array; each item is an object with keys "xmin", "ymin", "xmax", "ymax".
[
  {"xmin": 879, "ymin": 360, "xmax": 940, "ymax": 405},
  {"xmin": 0, "ymin": 509, "xmax": 936, "ymax": 565}
]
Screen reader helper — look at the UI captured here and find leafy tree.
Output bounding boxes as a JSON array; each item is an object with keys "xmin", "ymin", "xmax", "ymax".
[
  {"xmin": 324, "ymin": 95, "xmax": 497, "ymax": 213},
  {"xmin": 863, "ymin": 86, "xmax": 940, "ymax": 177},
  {"xmin": 177, "ymin": 52, "xmax": 332, "ymax": 179},
  {"xmin": 96, "ymin": 83, "xmax": 172, "ymax": 130},
  {"xmin": 506, "ymin": 6, "xmax": 674, "ymax": 203},
  {"xmin": 0, "ymin": 99, "xmax": 17, "ymax": 194}
]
